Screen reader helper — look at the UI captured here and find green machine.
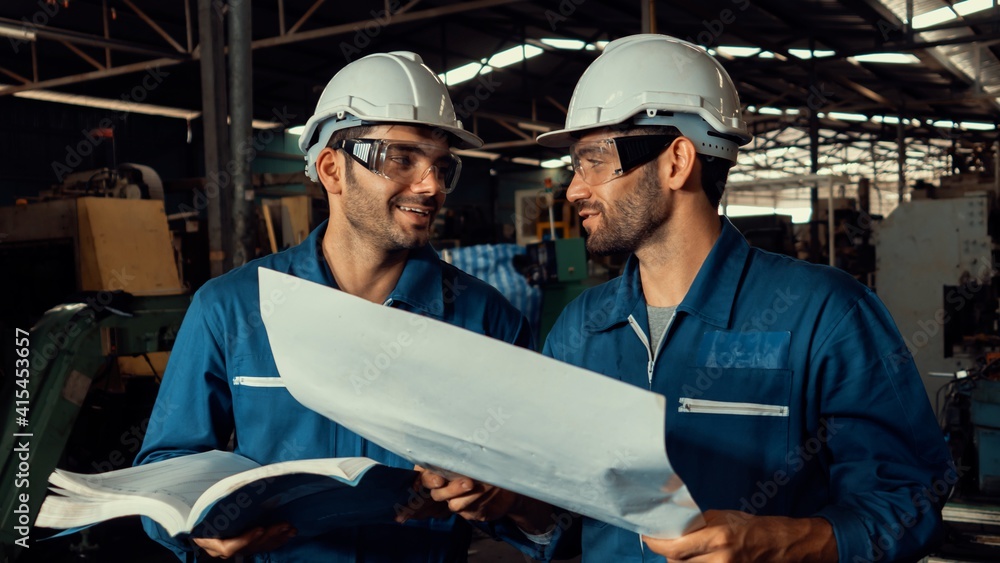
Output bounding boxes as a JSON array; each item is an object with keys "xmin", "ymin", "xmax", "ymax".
[
  {"xmin": 1, "ymin": 294, "xmax": 188, "ymax": 560},
  {"xmin": 524, "ymin": 238, "xmax": 591, "ymax": 344}
]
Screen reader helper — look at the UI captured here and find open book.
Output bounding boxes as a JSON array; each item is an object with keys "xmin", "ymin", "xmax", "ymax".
[{"xmin": 35, "ymin": 450, "xmax": 418, "ymax": 539}]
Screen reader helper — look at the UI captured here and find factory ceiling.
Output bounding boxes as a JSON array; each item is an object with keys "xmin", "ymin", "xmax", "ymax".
[{"xmin": 1, "ymin": 0, "xmax": 998, "ymax": 180}]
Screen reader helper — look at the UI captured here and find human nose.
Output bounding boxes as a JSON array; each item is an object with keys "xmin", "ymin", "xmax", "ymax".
[
  {"xmin": 566, "ymin": 172, "xmax": 591, "ymax": 203},
  {"xmin": 411, "ymin": 165, "xmax": 445, "ymax": 195}
]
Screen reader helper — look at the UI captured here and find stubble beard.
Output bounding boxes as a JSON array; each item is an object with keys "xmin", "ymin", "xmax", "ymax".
[
  {"xmin": 584, "ymin": 164, "xmax": 670, "ymax": 256},
  {"xmin": 342, "ymin": 162, "xmax": 437, "ymax": 252}
]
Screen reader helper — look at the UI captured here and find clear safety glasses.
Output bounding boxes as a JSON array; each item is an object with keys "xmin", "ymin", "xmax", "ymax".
[
  {"xmin": 335, "ymin": 138, "xmax": 463, "ymax": 193},
  {"xmin": 569, "ymin": 134, "xmax": 679, "ymax": 187}
]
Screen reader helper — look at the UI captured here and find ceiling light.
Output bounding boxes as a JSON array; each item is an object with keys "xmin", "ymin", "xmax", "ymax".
[
  {"xmin": 788, "ymin": 49, "xmax": 836, "ymax": 59},
  {"xmin": 541, "ymin": 158, "xmax": 568, "ymax": 168},
  {"xmin": 287, "ymin": 125, "xmax": 306, "ymax": 135},
  {"xmin": 439, "ymin": 62, "xmax": 488, "ymax": 86},
  {"xmin": 511, "ymin": 157, "xmax": 541, "ymax": 166},
  {"xmin": 540, "ymin": 38, "xmax": 587, "ymax": 50},
  {"xmin": 488, "ymin": 45, "xmax": 544, "ymax": 68},
  {"xmin": 828, "ymin": 112, "xmax": 869, "ymax": 122},
  {"xmin": 955, "ymin": 0, "xmax": 994, "ymax": 16},
  {"xmin": 912, "ymin": 6, "xmax": 957, "ymax": 29},
  {"xmin": 960, "ymin": 121, "xmax": 996, "ymax": 131},
  {"xmin": 851, "ymin": 53, "xmax": 920, "ymax": 64},
  {"xmin": 716, "ymin": 46, "xmax": 760, "ymax": 58},
  {"xmin": 758, "ymin": 107, "xmax": 783, "ymax": 115},
  {"xmin": 439, "ymin": 44, "xmax": 544, "ymax": 86}
]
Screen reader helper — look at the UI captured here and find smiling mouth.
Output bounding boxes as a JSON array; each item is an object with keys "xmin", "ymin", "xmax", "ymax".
[{"xmin": 396, "ymin": 205, "xmax": 431, "ymax": 217}]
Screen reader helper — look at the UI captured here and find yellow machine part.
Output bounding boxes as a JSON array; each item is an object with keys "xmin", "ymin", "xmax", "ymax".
[{"xmin": 76, "ymin": 197, "xmax": 184, "ymax": 295}]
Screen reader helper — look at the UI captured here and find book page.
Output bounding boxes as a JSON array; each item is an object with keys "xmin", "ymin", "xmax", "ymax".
[
  {"xmin": 259, "ymin": 268, "xmax": 702, "ymax": 538},
  {"xmin": 39, "ymin": 451, "xmax": 261, "ymax": 536}
]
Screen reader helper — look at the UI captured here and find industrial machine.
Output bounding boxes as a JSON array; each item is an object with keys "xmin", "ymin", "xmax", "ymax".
[
  {"xmin": 38, "ymin": 164, "xmax": 165, "ymax": 202},
  {"xmin": 876, "ymin": 172, "xmax": 1000, "ymax": 558},
  {"xmin": 875, "ymin": 182, "xmax": 997, "ymax": 410},
  {"xmin": 0, "ymin": 166, "xmax": 184, "ymax": 330},
  {"xmin": 0, "ymin": 166, "xmax": 190, "ymax": 561},
  {"xmin": 520, "ymin": 237, "xmax": 589, "ymax": 345},
  {"xmin": 1, "ymin": 295, "xmax": 188, "ymax": 562}
]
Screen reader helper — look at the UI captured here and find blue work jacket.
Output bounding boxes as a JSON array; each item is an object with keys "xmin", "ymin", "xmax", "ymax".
[
  {"xmin": 541, "ymin": 217, "xmax": 954, "ymax": 563},
  {"xmin": 136, "ymin": 220, "xmax": 532, "ymax": 562}
]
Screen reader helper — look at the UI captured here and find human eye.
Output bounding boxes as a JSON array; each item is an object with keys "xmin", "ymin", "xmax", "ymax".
[
  {"xmin": 386, "ymin": 147, "xmax": 420, "ymax": 169},
  {"xmin": 573, "ymin": 146, "xmax": 604, "ymax": 167}
]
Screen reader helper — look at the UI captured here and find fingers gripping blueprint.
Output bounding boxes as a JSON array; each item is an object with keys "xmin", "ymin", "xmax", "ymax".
[{"xmin": 258, "ymin": 268, "xmax": 701, "ymax": 538}]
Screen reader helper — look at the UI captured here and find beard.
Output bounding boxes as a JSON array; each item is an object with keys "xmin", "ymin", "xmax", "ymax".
[
  {"xmin": 341, "ymin": 162, "xmax": 440, "ymax": 252},
  {"xmin": 582, "ymin": 163, "xmax": 670, "ymax": 256}
]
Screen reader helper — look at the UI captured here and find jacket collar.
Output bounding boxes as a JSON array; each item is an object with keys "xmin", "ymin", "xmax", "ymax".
[
  {"xmin": 291, "ymin": 219, "xmax": 446, "ymax": 318},
  {"xmin": 586, "ymin": 216, "xmax": 749, "ymax": 331}
]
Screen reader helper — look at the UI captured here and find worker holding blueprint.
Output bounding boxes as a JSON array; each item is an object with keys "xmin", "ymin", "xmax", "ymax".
[
  {"xmin": 135, "ymin": 51, "xmax": 537, "ymax": 562},
  {"xmin": 420, "ymin": 34, "xmax": 956, "ymax": 563}
]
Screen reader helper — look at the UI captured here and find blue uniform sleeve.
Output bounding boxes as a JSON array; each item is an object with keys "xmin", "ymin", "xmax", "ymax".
[
  {"xmin": 134, "ymin": 289, "xmax": 234, "ymax": 560},
  {"xmin": 810, "ymin": 291, "xmax": 953, "ymax": 562}
]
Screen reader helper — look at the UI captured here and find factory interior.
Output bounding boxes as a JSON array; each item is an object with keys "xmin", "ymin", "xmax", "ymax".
[{"xmin": 3, "ymin": 0, "xmax": 1000, "ymax": 561}]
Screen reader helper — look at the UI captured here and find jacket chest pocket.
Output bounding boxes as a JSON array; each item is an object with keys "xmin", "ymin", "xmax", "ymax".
[
  {"xmin": 678, "ymin": 397, "xmax": 788, "ymax": 417},
  {"xmin": 667, "ymin": 367, "xmax": 793, "ymax": 514}
]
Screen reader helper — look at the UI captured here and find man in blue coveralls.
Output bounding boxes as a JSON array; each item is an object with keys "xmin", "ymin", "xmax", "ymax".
[
  {"xmin": 135, "ymin": 51, "xmax": 533, "ymax": 562},
  {"xmin": 423, "ymin": 34, "xmax": 956, "ymax": 562}
]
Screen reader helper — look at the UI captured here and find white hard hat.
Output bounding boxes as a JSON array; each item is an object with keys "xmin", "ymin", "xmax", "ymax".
[
  {"xmin": 537, "ymin": 34, "xmax": 752, "ymax": 162},
  {"xmin": 299, "ymin": 51, "xmax": 483, "ymax": 182}
]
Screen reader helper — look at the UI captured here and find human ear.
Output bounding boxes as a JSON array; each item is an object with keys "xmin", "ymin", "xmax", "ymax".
[
  {"xmin": 316, "ymin": 147, "xmax": 345, "ymax": 195},
  {"xmin": 658, "ymin": 137, "xmax": 698, "ymax": 192}
]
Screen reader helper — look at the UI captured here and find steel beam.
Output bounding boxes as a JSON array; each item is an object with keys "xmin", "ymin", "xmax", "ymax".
[
  {"xmin": 0, "ymin": 57, "xmax": 184, "ymax": 96},
  {"xmin": 0, "ymin": 66, "xmax": 30, "ymax": 84},
  {"xmin": 59, "ymin": 40, "xmax": 105, "ymax": 71},
  {"xmin": 250, "ymin": 0, "xmax": 526, "ymax": 50},
  {"xmin": 287, "ymin": 0, "xmax": 326, "ymax": 35},
  {"xmin": 121, "ymin": 0, "xmax": 187, "ymax": 53},
  {"xmin": 0, "ymin": 16, "xmax": 186, "ymax": 60},
  {"xmin": 229, "ymin": 0, "xmax": 254, "ymax": 270},
  {"xmin": 198, "ymin": 0, "xmax": 230, "ymax": 278}
]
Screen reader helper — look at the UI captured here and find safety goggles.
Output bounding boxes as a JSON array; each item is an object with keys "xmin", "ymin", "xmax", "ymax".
[
  {"xmin": 569, "ymin": 134, "xmax": 679, "ymax": 187},
  {"xmin": 334, "ymin": 138, "xmax": 463, "ymax": 193}
]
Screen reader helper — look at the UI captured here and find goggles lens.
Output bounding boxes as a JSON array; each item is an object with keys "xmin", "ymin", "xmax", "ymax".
[
  {"xmin": 569, "ymin": 134, "xmax": 678, "ymax": 186},
  {"xmin": 336, "ymin": 139, "xmax": 463, "ymax": 193}
]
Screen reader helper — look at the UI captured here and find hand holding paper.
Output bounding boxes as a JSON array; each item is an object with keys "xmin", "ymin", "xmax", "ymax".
[{"xmin": 259, "ymin": 267, "xmax": 702, "ymax": 538}]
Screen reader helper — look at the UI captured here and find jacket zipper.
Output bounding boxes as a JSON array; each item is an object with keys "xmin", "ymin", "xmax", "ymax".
[
  {"xmin": 231, "ymin": 376, "xmax": 286, "ymax": 388},
  {"xmin": 628, "ymin": 311, "xmax": 673, "ymax": 558},
  {"xmin": 627, "ymin": 315, "xmax": 654, "ymax": 386},
  {"xmin": 678, "ymin": 397, "xmax": 789, "ymax": 417}
]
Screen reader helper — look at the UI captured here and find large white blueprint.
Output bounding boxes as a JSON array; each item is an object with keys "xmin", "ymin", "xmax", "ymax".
[{"xmin": 259, "ymin": 267, "xmax": 701, "ymax": 537}]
